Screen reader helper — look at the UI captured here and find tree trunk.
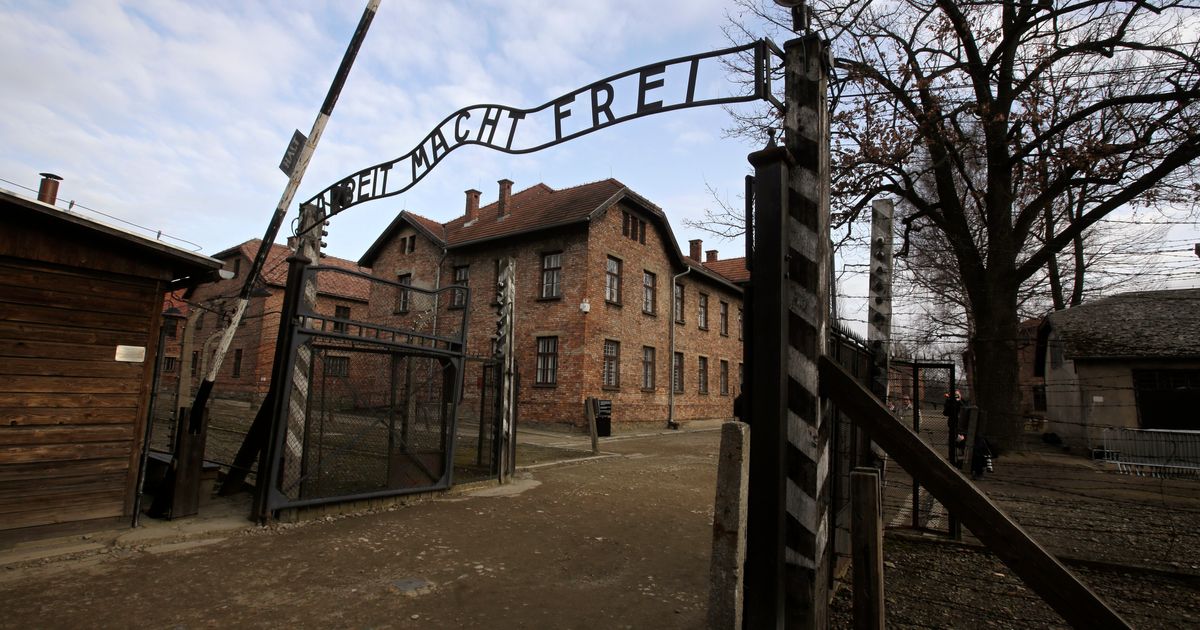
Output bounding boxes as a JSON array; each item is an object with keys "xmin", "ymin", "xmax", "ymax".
[
  {"xmin": 1044, "ymin": 204, "xmax": 1066, "ymax": 310},
  {"xmin": 969, "ymin": 277, "xmax": 1023, "ymax": 452}
]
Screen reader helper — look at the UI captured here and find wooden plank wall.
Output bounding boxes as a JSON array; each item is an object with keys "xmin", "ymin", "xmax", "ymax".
[{"xmin": 0, "ymin": 258, "xmax": 161, "ymax": 531}]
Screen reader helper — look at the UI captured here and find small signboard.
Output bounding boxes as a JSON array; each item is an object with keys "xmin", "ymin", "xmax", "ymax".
[
  {"xmin": 278, "ymin": 129, "xmax": 307, "ymax": 176},
  {"xmin": 114, "ymin": 345, "xmax": 146, "ymax": 363}
]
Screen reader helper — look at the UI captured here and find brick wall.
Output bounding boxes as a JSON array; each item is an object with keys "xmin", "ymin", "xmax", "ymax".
[
  {"xmin": 366, "ymin": 200, "xmax": 744, "ymax": 429},
  {"xmin": 174, "ymin": 247, "xmax": 366, "ymax": 404},
  {"xmin": 585, "ymin": 201, "xmax": 742, "ymax": 426}
]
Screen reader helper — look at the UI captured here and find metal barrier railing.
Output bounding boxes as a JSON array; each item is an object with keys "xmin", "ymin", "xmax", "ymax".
[{"xmin": 1101, "ymin": 427, "xmax": 1200, "ymax": 478}]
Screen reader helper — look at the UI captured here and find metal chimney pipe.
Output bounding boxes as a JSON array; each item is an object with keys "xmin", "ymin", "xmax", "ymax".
[{"xmin": 37, "ymin": 173, "xmax": 62, "ymax": 205}]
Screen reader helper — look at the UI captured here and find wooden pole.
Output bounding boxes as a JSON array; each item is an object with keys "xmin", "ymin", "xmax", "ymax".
[
  {"xmin": 585, "ymin": 397, "xmax": 599, "ymax": 454},
  {"xmin": 820, "ymin": 356, "xmax": 1132, "ymax": 629},
  {"xmin": 851, "ymin": 468, "xmax": 885, "ymax": 630}
]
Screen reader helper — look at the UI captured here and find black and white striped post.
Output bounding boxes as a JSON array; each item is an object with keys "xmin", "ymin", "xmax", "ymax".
[
  {"xmin": 189, "ymin": 0, "xmax": 380, "ymax": 440},
  {"xmin": 743, "ymin": 30, "xmax": 833, "ymax": 628}
]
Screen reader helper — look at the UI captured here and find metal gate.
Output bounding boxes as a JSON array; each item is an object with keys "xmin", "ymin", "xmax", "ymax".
[
  {"xmin": 258, "ymin": 261, "xmax": 470, "ymax": 514},
  {"xmin": 885, "ymin": 359, "xmax": 957, "ymax": 534},
  {"xmin": 453, "ymin": 357, "xmax": 502, "ymax": 483}
]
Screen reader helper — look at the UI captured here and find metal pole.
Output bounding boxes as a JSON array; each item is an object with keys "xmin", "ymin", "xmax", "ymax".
[
  {"xmin": 743, "ymin": 143, "xmax": 790, "ymax": 629},
  {"xmin": 187, "ymin": 0, "xmax": 381, "ymax": 429},
  {"xmin": 911, "ymin": 363, "xmax": 920, "ymax": 529},
  {"xmin": 253, "ymin": 253, "xmax": 312, "ymax": 522},
  {"xmin": 133, "ymin": 312, "xmax": 177, "ymax": 527},
  {"xmin": 948, "ymin": 363, "xmax": 962, "ymax": 539}
]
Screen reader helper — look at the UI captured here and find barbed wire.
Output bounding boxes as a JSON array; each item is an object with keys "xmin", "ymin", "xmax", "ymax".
[{"xmin": 0, "ymin": 175, "xmax": 205, "ymax": 252}]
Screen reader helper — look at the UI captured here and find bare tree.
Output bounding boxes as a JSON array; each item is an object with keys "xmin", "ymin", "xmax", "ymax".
[{"xmin": 715, "ymin": 0, "xmax": 1200, "ymax": 448}]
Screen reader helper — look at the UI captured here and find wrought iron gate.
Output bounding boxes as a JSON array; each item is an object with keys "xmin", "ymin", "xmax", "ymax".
[
  {"xmin": 259, "ymin": 261, "xmax": 470, "ymax": 514},
  {"xmin": 885, "ymin": 359, "xmax": 957, "ymax": 534}
]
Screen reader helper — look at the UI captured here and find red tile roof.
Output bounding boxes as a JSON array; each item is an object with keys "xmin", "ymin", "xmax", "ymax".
[
  {"xmin": 442, "ymin": 181, "xmax": 624, "ymax": 246},
  {"xmin": 405, "ymin": 212, "xmax": 445, "ymax": 242},
  {"xmin": 222, "ymin": 239, "xmax": 372, "ymax": 302},
  {"xmin": 703, "ymin": 257, "xmax": 749, "ymax": 284},
  {"xmin": 357, "ymin": 179, "xmax": 747, "ymax": 293}
]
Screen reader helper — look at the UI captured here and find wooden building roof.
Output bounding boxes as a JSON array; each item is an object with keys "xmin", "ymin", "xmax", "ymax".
[{"xmin": 1046, "ymin": 288, "xmax": 1200, "ymax": 360}]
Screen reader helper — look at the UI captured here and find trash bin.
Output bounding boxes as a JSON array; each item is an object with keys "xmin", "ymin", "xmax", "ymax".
[{"xmin": 596, "ymin": 399, "xmax": 612, "ymax": 437}]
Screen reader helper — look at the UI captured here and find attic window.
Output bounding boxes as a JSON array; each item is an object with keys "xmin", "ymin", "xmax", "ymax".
[
  {"xmin": 622, "ymin": 211, "xmax": 646, "ymax": 244},
  {"xmin": 403, "ymin": 235, "xmax": 416, "ymax": 254}
]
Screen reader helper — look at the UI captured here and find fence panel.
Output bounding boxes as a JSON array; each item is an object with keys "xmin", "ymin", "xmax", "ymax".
[{"xmin": 1102, "ymin": 427, "xmax": 1200, "ymax": 478}]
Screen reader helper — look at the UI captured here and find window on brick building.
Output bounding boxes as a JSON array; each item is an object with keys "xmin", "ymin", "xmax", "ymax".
[
  {"xmin": 698, "ymin": 356, "xmax": 709, "ymax": 394},
  {"xmin": 642, "ymin": 346, "xmax": 656, "ymax": 390},
  {"xmin": 642, "ymin": 271, "xmax": 656, "ymax": 315},
  {"xmin": 451, "ymin": 265, "xmax": 469, "ymax": 308},
  {"xmin": 603, "ymin": 340, "xmax": 620, "ymax": 388},
  {"xmin": 326, "ymin": 355, "xmax": 349, "ymax": 378},
  {"xmin": 233, "ymin": 348, "xmax": 243, "ymax": 378},
  {"xmin": 698, "ymin": 294, "xmax": 709, "ymax": 330},
  {"xmin": 605, "ymin": 256, "xmax": 622, "ymax": 304},
  {"xmin": 719, "ymin": 301, "xmax": 729, "ymax": 336},
  {"xmin": 164, "ymin": 356, "xmax": 177, "ymax": 373},
  {"xmin": 739, "ymin": 362, "xmax": 744, "ymax": 388},
  {"xmin": 536, "ymin": 337, "xmax": 558, "ymax": 385},
  {"xmin": 165, "ymin": 319, "xmax": 177, "ymax": 339},
  {"xmin": 395, "ymin": 274, "xmax": 412, "ymax": 313},
  {"xmin": 191, "ymin": 351, "xmax": 199, "ymax": 376},
  {"xmin": 541, "ymin": 253, "xmax": 562, "ymax": 299},
  {"xmin": 333, "ymin": 305, "xmax": 350, "ymax": 333},
  {"xmin": 400, "ymin": 234, "xmax": 416, "ymax": 254},
  {"xmin": 232, "ymin": 257, "xmax": 241, "ymax": 277},
  {"xmin": 195, "ymin": 312, "xmax": 203, "ymax": 331},
  {"xmin": 674, "ymin": 284, "xmax": 684, "ymax": 323},
  {"xmin": 720, "ymin": 360, "xmax": 729, "ymax": 395},
  {"xmin": 738, "ymin": 307, "xmax": 743, "ymax": 340},
  {"xmin": 673, "ymin": 352, "xmax": 684, "ymax": 393},
  {"xmin": 622, "ymin": 211, "xmax": 646, "ymax": 243}
]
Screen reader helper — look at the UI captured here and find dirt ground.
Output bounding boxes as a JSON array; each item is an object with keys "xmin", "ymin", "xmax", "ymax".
[
  {"xmin": 3, "ymin": 427, "xmax": 1198, "ymax": 629},
  {"xmin": 1, "ymin": 430, "xmax": 721, "ymax": 629}
]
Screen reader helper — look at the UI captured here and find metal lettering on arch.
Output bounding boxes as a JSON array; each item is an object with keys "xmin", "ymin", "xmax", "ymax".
[{"xmin": 303, "ymin": 41, "xmax": 770, "ymax": 222}]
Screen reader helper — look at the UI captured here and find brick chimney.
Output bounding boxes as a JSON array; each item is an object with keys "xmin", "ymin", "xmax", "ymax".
[
  {"xmin": 497, "ymin": 179, "xmax": 513, "ymax": 217},
  {"xmin": 706, "ymin": 249, "xmax": 718, "ymax": 263},
  {"xmin": 465, "ymin": 189, "xmax": 481, "ymax": 221},
  {"xmin": 37, "ymin": 173, "xmax": 62, "ymax": 205},
  {"xmin": 689, "ymin": 239, "xmax": 702, "ymax": 260}
]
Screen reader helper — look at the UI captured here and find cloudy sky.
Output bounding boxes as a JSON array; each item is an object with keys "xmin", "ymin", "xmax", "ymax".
[
  {"xmin": 4, "ymin": 1, "xmax": 1196, "ymax": 345},
  {"xmin": 0, "ymin": 0, "xmax": 766, "ymax": 267}
]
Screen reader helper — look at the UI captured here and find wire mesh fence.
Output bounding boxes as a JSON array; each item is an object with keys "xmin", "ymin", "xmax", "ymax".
[
  {"xmin": 150, "ymin": 303, "xmax": 280, "ymax": 484},
  {"xmin": 148, "ymin": 262, "xmax": 501, "ymax": 503},
  {"xmin": 881, "ymin": 360, "xmax": 958, "ymax": 535},
  {"xmin": 279, "ymin": 344, "xmax": 452, "ymax": 501}
]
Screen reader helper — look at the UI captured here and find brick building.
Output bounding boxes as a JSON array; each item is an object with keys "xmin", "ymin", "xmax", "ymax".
[
  {"xmin": 358, "ymin": 179, "xmax": 748, "ymax": 428},
  {"xmin": 161, "ymin": 238, "xmax": 371, "ymax": 405}
]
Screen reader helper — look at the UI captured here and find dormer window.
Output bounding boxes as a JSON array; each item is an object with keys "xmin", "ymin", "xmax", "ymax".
[{"xmin": 622, "ymin": 211, "xmax": 646, "ymax": 244}]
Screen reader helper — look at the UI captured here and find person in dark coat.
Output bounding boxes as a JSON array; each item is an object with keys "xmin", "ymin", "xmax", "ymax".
[{"xmin": 943, "ymin": 390, "xmax": 963, "ymax": 466}]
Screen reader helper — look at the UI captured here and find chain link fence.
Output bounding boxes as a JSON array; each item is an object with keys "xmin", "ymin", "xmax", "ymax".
[
  {"xmin": 883, "ymin": 360, "xmax": 957, "ymax": 534},
  {"xmin": 148, "ymin": 262, "xmax": 498, "ymax": 505}
]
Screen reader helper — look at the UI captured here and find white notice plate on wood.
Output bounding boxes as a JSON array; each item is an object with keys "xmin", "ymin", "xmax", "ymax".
[{"xmin": 115, "ymin": 345, "xmax": 146, "ymax": 363}]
